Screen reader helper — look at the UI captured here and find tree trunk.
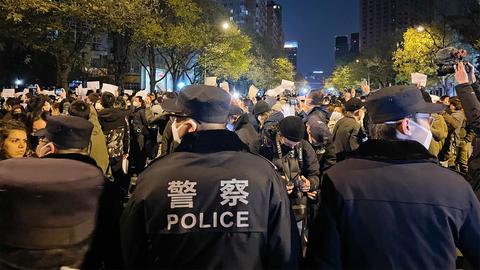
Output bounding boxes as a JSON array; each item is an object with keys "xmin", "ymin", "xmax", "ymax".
[
  {"xmin": 148, "ymin": 47, "xmax": 156, "ymax": 92},
  {"xmin": 56, "ymin": 54, "xmax": 71, "ymax": 90},
  {"xmin": 171, "ymin": 69, "xmax": 179, "ymax": 92},
  {"xmin": 112, "ymin": 31, "xmax": 131, "ymax": 89}
]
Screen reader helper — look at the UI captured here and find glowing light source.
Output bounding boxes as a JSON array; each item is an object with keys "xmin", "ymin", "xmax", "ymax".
[
  {"xmin": 222, "ymin": 22, "xmax": 230, "ymax": 30},
  {"xmin": 177, "ymin": 82, "xmax": 186, "ymax": 89},
  {"xmin": 416, "ymin": 26, "xmax": 425, "ymax": 32}
]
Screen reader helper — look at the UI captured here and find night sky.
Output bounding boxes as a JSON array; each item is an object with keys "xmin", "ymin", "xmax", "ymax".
[{"xmin": 276, "ymin": 0, "xmax": 360, "ymax": 75}]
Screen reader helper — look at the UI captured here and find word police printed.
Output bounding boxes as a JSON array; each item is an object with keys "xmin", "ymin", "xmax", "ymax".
[
  {"xmin": 167, "ymin": 178, "xmax": 250, "ymax": 230},
  {"xmin": 167, "ymin": 180, "xmax": 197, "ymax": 209}
]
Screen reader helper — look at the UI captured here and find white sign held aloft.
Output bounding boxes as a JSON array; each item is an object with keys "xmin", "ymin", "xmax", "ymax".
[
  {"xmin": 87, "ymin": 81, "xmax": 101, "ymax": 90},
  {"xmin": 281, "ymin": 79, "xmax": 295, "ymax": 90},
  {"xmin": 248, "ymin": 85, "xmax": 259, "ymax": 99},
  {"xmin": 220, "ymin": 81, "xmax": 230, "ymax": 92},
  {"xmin": 1, "ymin": 89, "xmax": 15, "ymax": 98},
  {"xmin": 135, "ymin": 90, "xmax": 148, "ymax": 100},
  {"xmin": 265, "ymin": 85, "xmax": 284, "ymax": 97},
  {"xmin": 411, "ymin": 73, "xmax": 428, "ymax": 87},
  {"xmin": 205, "ymin": 77, "xmax": 217, "ymax": 87},
  {"xmin": 102, "ymin": 83, "xmax": 119, "ymax": 96}
]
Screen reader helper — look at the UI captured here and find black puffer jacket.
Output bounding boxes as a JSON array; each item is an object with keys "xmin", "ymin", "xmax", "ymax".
[
  {"xmin": 455, "ymin": 83, "xmax": 480, "ymax": 193},
  {"xmin": 234, "ymin": 113, "xmax": 261, "ymax": 154}
]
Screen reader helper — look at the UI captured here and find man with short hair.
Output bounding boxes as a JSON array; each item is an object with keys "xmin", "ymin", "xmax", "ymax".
[
  {"xmin": 120, "ymin": 85, "xmax": 300, "ymax": 268},
  {"xmin": 306, "ymin": 85, "xmax": 480, "ymax": 269}
]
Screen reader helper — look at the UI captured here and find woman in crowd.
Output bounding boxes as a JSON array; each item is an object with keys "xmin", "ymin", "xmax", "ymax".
[{"xmin": 0, "ymin": 120, "xmax": 28, "ymax": 160}]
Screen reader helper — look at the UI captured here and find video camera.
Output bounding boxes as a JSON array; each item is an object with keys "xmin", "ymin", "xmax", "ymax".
[{"xmin": 436, "ymin": 47, "xmax": 472, "ymax": 76}]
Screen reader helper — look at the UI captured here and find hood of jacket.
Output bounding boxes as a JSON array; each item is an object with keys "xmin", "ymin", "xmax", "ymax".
[{"xmin": 98, "ymin": 108, "xmax": 127, "ymax": 131}]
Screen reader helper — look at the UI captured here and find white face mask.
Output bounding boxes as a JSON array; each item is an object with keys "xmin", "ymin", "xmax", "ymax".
[
  {"xmin": 330, "ymin": 111, "xmax": 343, "ymax": 122},
  {"xmin": 397, "ymin": 119, "xmax": 433, "ymax": 150}
]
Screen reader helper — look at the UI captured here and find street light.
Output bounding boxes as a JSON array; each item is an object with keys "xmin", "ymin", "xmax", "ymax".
[
  {"xmin": 416, "ymin": 26, "xmax": 425, "ymax": 32},
  {"xmin": 356, "ymin": 59, "xmax": 360, "ymax": 63},
  {"xmin": 15, "ymin": 79, "xmax": 23, "ymax": 88},
  {"xmin": 222, "ymin": 22, "xmax": 230, "ymax": 30}
]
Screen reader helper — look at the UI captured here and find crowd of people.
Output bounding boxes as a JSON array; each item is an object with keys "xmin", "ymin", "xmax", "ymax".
[{"xmin": 0, "ymin": 62, "xmax": 479, "ymax": 269}]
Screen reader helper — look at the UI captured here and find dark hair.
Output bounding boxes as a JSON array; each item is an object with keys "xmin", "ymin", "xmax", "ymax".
[
  {"xmin": 88, "ymin": 93, "xmax": 100, "ymax": 104},
  {"xmin": 68, "ymin": 100, "xmax": 90, "ymax": 120},
  {"xmin": 26, "ymin": 111, "xmax": 47, "ymax": 150},
  {"xmin": 59, "ymin": 97, "xmax": 75, "ymax": 114},
  {"xmin": 440, "ymin": 95, "xmax": 450, "ymax": 101},
  {"xmin": 133, "ymin": 96, "xmax": 145, "ymax": 108},
  {"xmin": 308, "ymin": 91, "xmax": 323, "ymax": 105},
  {"xmin": 5, "ymin": 97, "xmax": 20, "ymax": 108},
  {"xmin": 27, "ymin": 95, "xmax": 47, "ymax": 115},
  {"xmin": 11, "ymin": 105, "xmax": 27, "ymax": 123},
  {"xmin": 369, "ymin": 123, "xmax": 398, "ymax": 140},
  {"xmin": 101, "ymin": 92, "xmax": 116, "ymax": 109},
  {"xmin": 450, "ymin": 97, "xmax": 463, "ymax": 110},
  {"xmin": 114, "ymin": 96, "xmax": 126, "ymax": 109},
  {"xmin": 0, "ymin": 120, "xmax": 27, "ymax": 159}
]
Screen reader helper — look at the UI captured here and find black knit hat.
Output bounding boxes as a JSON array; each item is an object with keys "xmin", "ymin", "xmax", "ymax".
[
  {"xmin": 279, "ymin": 116, "xmax": 305, "ymax": 142},
  {"xmin": 253, "ymin": 100, "xmax": 271, "ymax": 116},
  {"xmin": 344, "ymin": 98, "xmax": 364, "ymax": 112}
]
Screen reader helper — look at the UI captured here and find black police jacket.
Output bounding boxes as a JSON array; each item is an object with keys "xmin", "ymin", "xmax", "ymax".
[
  {"xmin": 306, "ymin": 140, "xmax": 480, "ymax": 269},
  {"xmin": 456, "ymin": 83, "xmax": 480, "ymax": 194},
  {"xmin": 120, "ymin": 130, "xmax": 300, "ymax": 269}
]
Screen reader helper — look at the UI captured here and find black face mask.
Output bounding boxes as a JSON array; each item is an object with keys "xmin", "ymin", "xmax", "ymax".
[{"xmin": 281, "ymin": 144, "xmax": 293, "ymax": 154}]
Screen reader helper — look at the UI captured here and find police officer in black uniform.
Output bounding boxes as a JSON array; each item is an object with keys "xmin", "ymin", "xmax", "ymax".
[{"xmin": 120, "ymin": 85, "xmax": 300, "ymax": 269}]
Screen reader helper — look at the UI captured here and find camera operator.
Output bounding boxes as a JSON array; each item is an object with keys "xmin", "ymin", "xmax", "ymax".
[
  {"xmin": 453, "ymin": 62, "xmax": 480, "ymax": 194},
  {"xmin": 263, "ymin": 116, "xmax": 319, "ymax": 254}
]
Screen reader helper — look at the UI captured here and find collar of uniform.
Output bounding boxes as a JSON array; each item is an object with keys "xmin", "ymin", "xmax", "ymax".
[
  {"xmin": 175, "ymin": 130, "xmax": 249, "ymax": 154},
  {"xmin": 350, "ymin": 139, "xmax": 437, "ymax": 163},
  {"xmin": 44, "ymin": 153, "xmax": 99, "ymax": 168}
]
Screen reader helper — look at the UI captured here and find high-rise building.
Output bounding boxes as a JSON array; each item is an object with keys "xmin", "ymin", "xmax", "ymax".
[
  {"xmin": 219, "ymin": 0, "xmax": 267, "ymax": 37},
  {"xmin": 266, "ymin": 1, "xmax": 284, "ymax": 50},
  {"xmin": 335, "ymin": 36, "xmax": 349, "ymax": 61},
  {"xmin": 350, "ymin": 32, "xmax": 360, "ymax": 55},
  {"xmin": 284, "ymin": 41, "xmax": 298, "ymax": 70},
  {"xmin": 360, "ymin": 0, "xmax": 434, "ymax": 50}
]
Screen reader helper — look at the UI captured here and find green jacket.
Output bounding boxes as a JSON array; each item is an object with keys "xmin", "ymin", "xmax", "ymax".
[
  {"xmin": 429, "ymin": 113, "xmax": 448, "ymax": 158},
  {"xmin": 88, "ymin": 106, "xmax": 110, "ymax": 174}
]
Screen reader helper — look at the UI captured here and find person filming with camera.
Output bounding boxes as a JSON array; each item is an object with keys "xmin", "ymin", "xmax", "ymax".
[{"xmin": 261, "ymin": 116, "xmax": 319, "ymax": 254}]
